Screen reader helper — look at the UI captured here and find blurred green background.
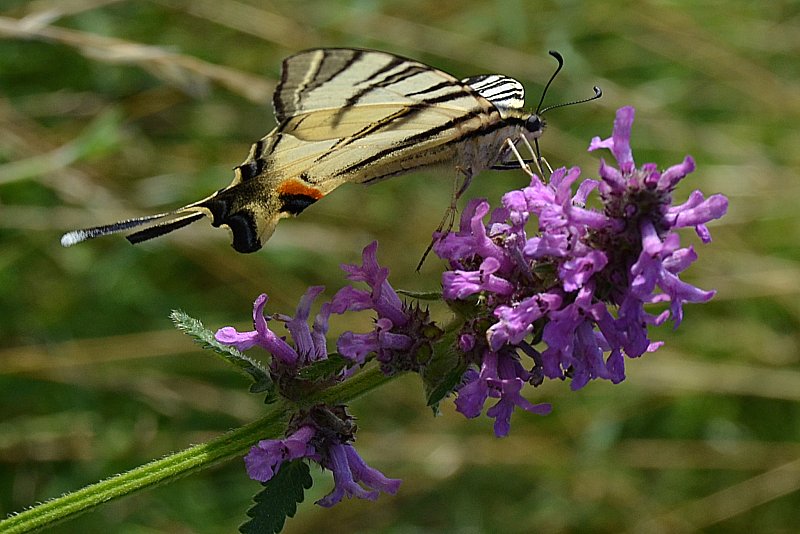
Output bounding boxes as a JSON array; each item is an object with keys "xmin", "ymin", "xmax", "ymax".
[{"xmin": 1, "ymin": 0, "xmax": 798, "ymax": 532}]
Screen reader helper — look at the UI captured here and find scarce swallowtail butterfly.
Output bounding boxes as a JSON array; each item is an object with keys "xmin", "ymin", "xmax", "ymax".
[{"xmin": 61, "ymin": 48, "xmax": 599, "ymax": 253}]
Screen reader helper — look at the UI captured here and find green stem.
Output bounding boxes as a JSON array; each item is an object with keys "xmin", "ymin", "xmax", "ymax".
[{"xmin": 0, "ymin": 366, "xmax": 392, "ymax": 533}]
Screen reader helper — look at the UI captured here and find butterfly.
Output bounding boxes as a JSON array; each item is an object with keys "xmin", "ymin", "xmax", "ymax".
[{"xmin": 61, "ymin": 48, "xmax": 598, "ymax": 253}]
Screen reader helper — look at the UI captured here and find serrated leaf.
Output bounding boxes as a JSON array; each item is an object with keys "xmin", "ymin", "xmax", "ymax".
[
  {"xmin": 425, "ymin": 360, "xmax": 467, "ymax": 407},
  {"xmin": 421, "ymin": 333, "xmax": 467, "ymax": 406},
  {"xmin": 296, "ymin": 354, "xmax": 351, "ymax": 382},
  {"xmin": 240, "ymin": 460, "xmax": 313, "ymax": 534},
  {"xmin": 170, "ymin": 310, "xmax": 272, "ymax": 393}
]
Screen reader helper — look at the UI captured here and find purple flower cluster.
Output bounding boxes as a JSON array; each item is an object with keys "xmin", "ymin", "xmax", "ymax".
[
  {"xmin": 331, "ymin": 241, "xmax": 442, "ymax": 374},
  {"xmin": 436, "ymin": 106, "xmax": 727, "ymax": 429},
  {"xmin": 215, "ymin": 283, "xmax": 404, "ymax": 505},
  {"xmin": 216, "ymin": 286, "xmax": 331, "ymax": 373},
  {"xmin": 244, "ymin": 406, "xmax": 400, "ymax": 507}
]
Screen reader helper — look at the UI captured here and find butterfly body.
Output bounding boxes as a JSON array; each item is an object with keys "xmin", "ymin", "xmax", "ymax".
[{"xmin": 62, "ymin": 48, "xmax": 546, "ymax": 253}]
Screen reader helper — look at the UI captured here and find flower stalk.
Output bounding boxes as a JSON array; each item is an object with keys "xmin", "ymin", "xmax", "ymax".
[{"xmin": 0, "ymin": 366, "xmax": 392, "ymax": 533}]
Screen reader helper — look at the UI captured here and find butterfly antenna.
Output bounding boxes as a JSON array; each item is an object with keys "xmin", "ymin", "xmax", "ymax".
[
  {"xmin": 540, "ymin": 86, "xmax": 603, "ymax": 115},
  {"xmin": 535, "ymin": 50, "xmax": 565, "ymax": 115}
]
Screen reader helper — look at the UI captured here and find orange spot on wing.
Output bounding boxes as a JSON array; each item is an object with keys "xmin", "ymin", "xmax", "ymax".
[{"xmin": 276, "ymin": 179, "xmax": 325, "ymax": 200}]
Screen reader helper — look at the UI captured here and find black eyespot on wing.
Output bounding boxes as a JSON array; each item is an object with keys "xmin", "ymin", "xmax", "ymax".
[
  {"xmin": 279, "ymin": 193, "xmax": 318, "ymax": 215},
  {"xmin": 223, "ymin": 211, "xmax": 262, "ymax": 253},
  {"xmin": 236, "ymin": 140, "xmax": 266, "ymax": 181},
  {"xmin": 201, "ymin": 193, "xmax": 262, "ymax": 253}
]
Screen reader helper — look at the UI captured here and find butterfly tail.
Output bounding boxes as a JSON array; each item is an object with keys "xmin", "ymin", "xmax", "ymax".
[
  {"xmin": 60, "ymin": 211, "xmax": 174, "ymax": 247},
  {"xmin": 62, "ymin": 177, "xmax": 305, "ymax": 253},
  {"xmin": 125, "ymin": 211, "xmax": 207, "ymax": 245},
  {"xmin": 61, "ymin": 203, "xmax": 210, "ymax": 249}
]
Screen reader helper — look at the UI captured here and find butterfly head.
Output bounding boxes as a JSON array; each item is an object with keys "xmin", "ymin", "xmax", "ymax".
[{"xmin": 524, "ymin": 113, "xmax": 545, "ymax": 137}]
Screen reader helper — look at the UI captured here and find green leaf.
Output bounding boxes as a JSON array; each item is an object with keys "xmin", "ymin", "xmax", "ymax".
[
  {"xmin": 170, "ymin": 310, "xmax": 272, "ymax": 394},
  {"xmin": 240, "ymin": 460, "xmax": 313, "ymax": 534},
  {"xmin": 395, "ymin": 288, "xmax": 442, "ymax": 301},
  {"xmin": 297, "ymin": 353, "xmax": 352, "ymax": 382},
  {"xmin": 421, "ymin": 332, "xmax": 467, "ymax": 406}
]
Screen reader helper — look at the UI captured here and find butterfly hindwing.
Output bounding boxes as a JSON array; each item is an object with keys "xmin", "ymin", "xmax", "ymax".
[
  {"xmin": 195, "ymin": 49, "xmax": 510, "ymax": 251},
  {"xmin": 461, "ymin": 74, "xmax": 526, "ymax": 116}
]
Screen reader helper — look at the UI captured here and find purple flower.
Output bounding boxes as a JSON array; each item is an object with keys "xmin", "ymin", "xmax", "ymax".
[
  {"xmin": 215, "ymin": 293, "xmax": 298, "ymax": 365},
  {"xmin": 245, "ymin": 425, "xmax": 317, "ymax": 482},
  {"xmin": 488, "ymin": 293, "xmax": 562, "ymax": 350},
  {"xmin": 588, "ymin": 106, "xmax": 726, "ymax": 332},
  {"xmin": 332, "ymin": 241, "xmax": 406, "ymax": 327},
  {"xmin": 540, "ymin": 285, "xmax": 625, "ymax": 388},
  {"xmin": 316, "ymin": 442, "xmax": 401, "ymax": 507},
  {"xmin": 434, "ymin": 199, "xmax": 512, "ymax": 273},
  {"xmin": 215, "ymin": 286, "xmax": 331, "ymax": 368},
  {"xmin": 455, "ymin": 350, "xmax": 552, "ymax": 437},
  {"xmin": 332, "ymin": 242, "xmax": 442, "ymax": 373},
  {"xmin": 244, "ymin": 406, "xmax": 400, "ymax": 507},
  {"xmin": 218, "ymin": 281, "xmax": 403, "ymax": 507},
  {"xmin": 442, "ymin": 256, "xmax": 515, "ymax": 300}
]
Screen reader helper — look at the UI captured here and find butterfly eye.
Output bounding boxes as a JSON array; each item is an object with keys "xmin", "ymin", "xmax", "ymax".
[{"xmin": 525, "ymin": 115, "xmax": 544, "ymax": 134}]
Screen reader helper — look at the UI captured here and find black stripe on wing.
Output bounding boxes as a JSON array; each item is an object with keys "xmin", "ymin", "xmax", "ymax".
[
  {"xmin": 126, "ymin": 212, "xmax": 206, "ymax": 245},
  {"xmin": 360, "ymin": 116, "xmax": 521, "ymax": 184},
  {"xmin": 332, "ymin": 107, "xmax": 493, "ymax": 178},
  {"xmin": 462, "ymin": 74, "xmax": 525, "ymax": 111},
  {"xmin": 275, "ymin": 49, "xmax": 366, "ymax": 122},
  {"xmin": 339, "ymin": 61, "xmax": 426, "ymax": 114},
  {"xmin": 314, "ymin": 89, "xmax": 479, "ymax": 164}
]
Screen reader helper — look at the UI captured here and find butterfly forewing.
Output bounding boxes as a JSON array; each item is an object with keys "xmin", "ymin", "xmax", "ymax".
[{"xmin": 275, "ymin": 49, "xmax": 476, "ymax": 119}]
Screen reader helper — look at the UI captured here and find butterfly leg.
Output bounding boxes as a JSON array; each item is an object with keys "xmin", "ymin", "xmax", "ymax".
[
  {"xmin": 491, "ymin": 137, "xmax": 551, "ymax": 177},
  {"xmin": 445, "ymin": 165, "xmax": 474, "ymax": 231},
  {"xmin": 504, "ymin": 137, "xmax": 535, "ymax": 177},
  {"xmin": 516, "ymin": 136, "xmax": 553, "ymax": 178},
  {"xmin": 415, "ymin": 167, "xmax": 473, "ymax": 271}
]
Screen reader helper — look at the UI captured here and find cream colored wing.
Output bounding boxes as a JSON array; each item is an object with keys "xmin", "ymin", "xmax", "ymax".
[
  {"xmin": 275, "ymin": 48, "xmax": 469, "ymax": 119},
  {"xmin": 62, "ymin": 49, "xmax": 529, "ymax": 254}
]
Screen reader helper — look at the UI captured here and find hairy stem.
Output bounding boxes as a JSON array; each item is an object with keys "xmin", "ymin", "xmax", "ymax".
[{"xmin": 0, "ymin": 366, "xmax": 392, "ymax": 533}]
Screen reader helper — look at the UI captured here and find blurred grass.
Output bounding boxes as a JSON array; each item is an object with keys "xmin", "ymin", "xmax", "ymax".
[{"xmin": 1, "ymin": 0, "xmax": 799, "ymax": 532}]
